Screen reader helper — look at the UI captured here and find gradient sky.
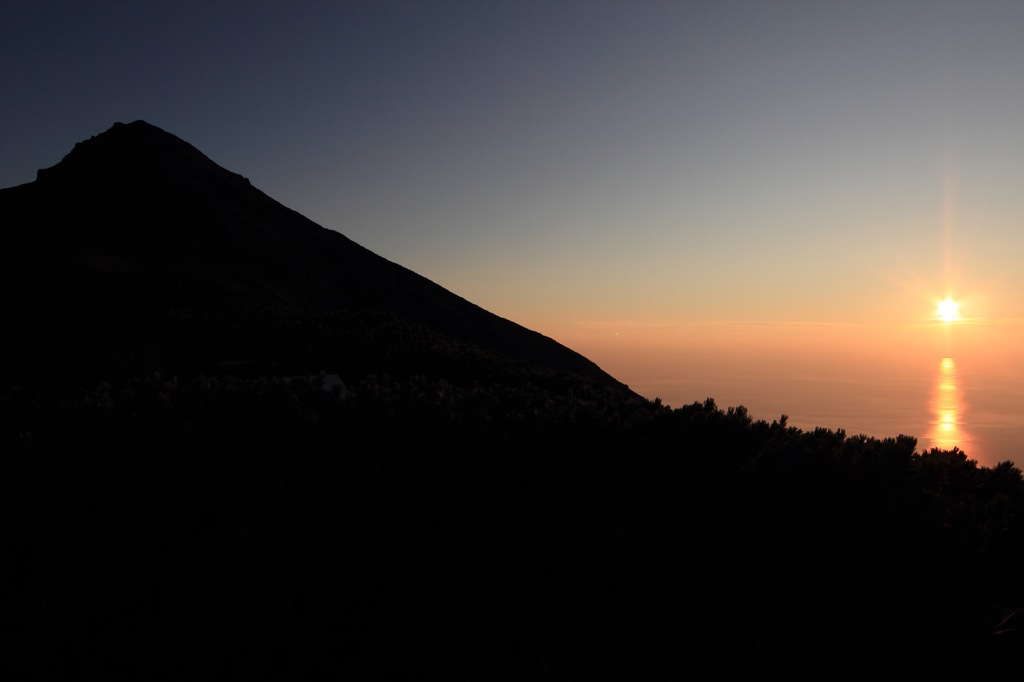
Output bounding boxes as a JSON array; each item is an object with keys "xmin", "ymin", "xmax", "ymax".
[{"xmin": 4, "ymin": 1, "xmax": 1024, "ymax": 462}]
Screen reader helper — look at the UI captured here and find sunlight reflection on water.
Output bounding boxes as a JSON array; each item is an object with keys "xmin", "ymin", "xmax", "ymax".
[
  {"xmin": 925, "ymin": 357, "xmax": 971, "ymax": 453},
  {"xmin": 624, "ymin": 349, "xmax": 1024, "ymax": 468}
]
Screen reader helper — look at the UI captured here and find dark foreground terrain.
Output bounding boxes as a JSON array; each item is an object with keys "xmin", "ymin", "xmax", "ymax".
[
  {"xmin": 4, "ymin": 122, "xmax": 1023, "ymax": 679},
  {"xmin": 6, "ymin": 370, "xmax": 1024, "ymax": 679}
]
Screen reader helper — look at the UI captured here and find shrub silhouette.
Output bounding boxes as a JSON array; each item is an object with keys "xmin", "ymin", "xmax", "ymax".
[{"xmin": 5, "ymin": 367, "xmax": 1024, "ymax": 679}]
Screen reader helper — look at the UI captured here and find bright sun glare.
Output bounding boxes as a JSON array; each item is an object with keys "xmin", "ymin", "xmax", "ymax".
[{"xmin": 936, "ymin": 298, "xmax": 960, "ymax": 323}]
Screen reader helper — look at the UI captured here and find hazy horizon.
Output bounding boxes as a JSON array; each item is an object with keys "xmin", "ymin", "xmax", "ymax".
[{"xmin": 4, "ymin": 1, "xmax": 1024, "ymax": 467}]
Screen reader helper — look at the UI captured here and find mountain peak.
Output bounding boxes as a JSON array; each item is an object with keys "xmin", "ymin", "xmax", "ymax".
[
  {"xmin": 3, "ymin": 121, "xmax": 634, "ymax": 395},
  {"xmin": 36, "ymin": 120, "xmax": 229, "ymax": 186}
]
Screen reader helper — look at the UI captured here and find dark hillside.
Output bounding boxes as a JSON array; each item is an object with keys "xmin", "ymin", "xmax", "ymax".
[
  {"xmin": 5, "ymin": 381, "xmax": 1023, "ymax": 679},
  {"xmin": 0, "ymin": 120, "xmax": 628, "ymax": 394}
]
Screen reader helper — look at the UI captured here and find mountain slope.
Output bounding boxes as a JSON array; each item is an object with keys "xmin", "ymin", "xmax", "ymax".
[{"xmin": 0, "ymin": 120, "xmax": 631, "ymax": 394}]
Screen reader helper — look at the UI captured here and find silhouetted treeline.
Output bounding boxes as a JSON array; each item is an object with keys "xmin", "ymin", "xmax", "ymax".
[{"xmin": 5, "ymin": 362, "xmax": 1023, "ymax": 680}]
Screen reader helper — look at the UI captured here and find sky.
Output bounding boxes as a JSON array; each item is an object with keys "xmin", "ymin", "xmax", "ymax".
[{"xmin": 4, "ymin": 1, "xmax": 1024, "ymax": 463}]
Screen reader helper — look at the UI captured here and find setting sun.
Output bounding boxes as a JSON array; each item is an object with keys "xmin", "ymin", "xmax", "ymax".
[{"xmin": 936, "ymin": 298, "xmax": 960, "ymax": 322}]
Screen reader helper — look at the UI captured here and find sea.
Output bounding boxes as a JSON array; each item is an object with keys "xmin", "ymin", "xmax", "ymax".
[{"xmin": 595, "ymin": 338, "xmax": 1024, "ymax": 471}]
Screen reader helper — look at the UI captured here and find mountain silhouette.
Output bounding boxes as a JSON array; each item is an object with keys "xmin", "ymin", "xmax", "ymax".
[{"xmin": 0, "ymin": 120, "xmax": 630, "ymax": 393}]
